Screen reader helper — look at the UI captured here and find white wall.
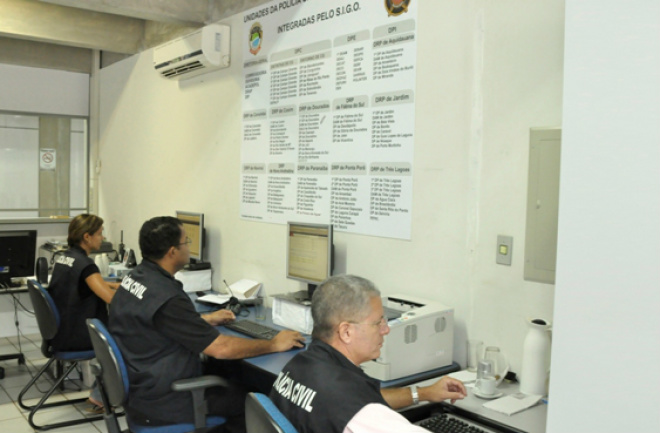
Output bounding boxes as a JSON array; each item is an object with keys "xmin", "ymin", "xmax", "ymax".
[
  {"xmin": 0, "ymin": 63, "xmax": 89, "ymax": 116},
  {"xmin": 547, "ymin": 1, "xmax": 660, "ymax": 432},
  {"xmin": 97, "ymin": 1, "xmax": 563, "ymax": 376}
]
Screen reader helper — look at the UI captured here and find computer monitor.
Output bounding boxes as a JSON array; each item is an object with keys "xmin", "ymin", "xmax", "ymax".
[
  {"xmin": 286, "ymin": 222, "xmax": 333, "ymax": 299},
  {"xmin": 0, "ymin": 230, "xmax": 37, "ymax": 288},
  {"xmin": 176, "ymin": 211, "xmax": 205, "ymax": 263}
]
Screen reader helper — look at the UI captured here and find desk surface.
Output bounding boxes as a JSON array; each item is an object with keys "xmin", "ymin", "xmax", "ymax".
[
  {"xmin": 224, "ymin": 307, "xmax": 309, "ymax": 373},
  {"xmin": 404, "ymin": 377, "xmax": 547, "ymax": 433},
  {"xmin": 196, "ymin": 295, "xmax": 543, "ymax": 432},
  {"xmin": 195, "ymin": 296, "xmax": 460, "ymax": 387},
  {"xmin": 0, "ymin": 284, "xmax": 28, "ymax": 294}
]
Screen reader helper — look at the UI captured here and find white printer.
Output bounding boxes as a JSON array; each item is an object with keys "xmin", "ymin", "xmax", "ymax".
[{"xmin": 361, "ymin": 294, "xmax": 454, "ymax": 381}]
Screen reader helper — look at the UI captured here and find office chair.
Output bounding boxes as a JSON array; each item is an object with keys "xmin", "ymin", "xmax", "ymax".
[
  {"xmin": 86, "ymin": 318, "xmax": 228, "ymax": 433},
  {"xmin": 36, "ymin": 256, "xmax": 49, "ymax": 284},
  {"xmin": 245, "ymin": 392, "xmax": 299, "ymax": 433},
  {"xmin": 18, "ymin": 279, "xmax": 103, "ymax": 430}
]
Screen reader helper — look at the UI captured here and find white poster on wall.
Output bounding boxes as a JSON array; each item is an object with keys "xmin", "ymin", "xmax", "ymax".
[
  {"xmin": 241, "ymin": 0, "xmax": 417, "ymax": 240},
  {"xmin": 40, "ymin": 148, "xmax": 57, "ymax": 170}
]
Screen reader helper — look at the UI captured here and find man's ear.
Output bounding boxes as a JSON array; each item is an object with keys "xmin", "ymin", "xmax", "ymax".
[
  {"xmin": 336, "ymin": 321, "xmax": 353, "ymax": 345},
  {"xmin": 166, "ymin": 245, "xmax": 177, "ymax": 258}
]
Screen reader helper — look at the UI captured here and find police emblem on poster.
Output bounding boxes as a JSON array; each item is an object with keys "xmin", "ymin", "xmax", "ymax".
[
  {"xmin": 249, "ymin": 22, "xmax": 263, "ymax": 55},
  {"xmin": 385, "ymin": 0, "xmax": 411, "ymax": 16}
]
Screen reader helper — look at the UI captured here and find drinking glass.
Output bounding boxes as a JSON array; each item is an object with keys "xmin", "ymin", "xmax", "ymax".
[
  {"xmin": 466, "ymin": 340, "xmax": 483, "ymax": 372},
  {"xmin": 484, "ymin": 346, "xmax": 504, "ymax": 381},
  {"xmin": 254, "ymin": 297, "xmax": 266, "ymax": 321}
]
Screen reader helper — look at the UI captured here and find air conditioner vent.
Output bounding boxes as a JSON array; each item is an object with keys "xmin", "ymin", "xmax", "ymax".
[
  {"xmin": 154, "ymin": 50, "xmax": 204, "ymax": 71},
  {"xmin": 153, "ymin": 24, "xmax": 230, "ymax": 81},
  {"xmin": 162, "ymin": 61, "xmax": 205, "ymax": 78}
]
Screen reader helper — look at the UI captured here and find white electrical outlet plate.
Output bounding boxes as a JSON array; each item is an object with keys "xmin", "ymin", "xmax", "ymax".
[{"xmin": 497, "ymin": 235, "xmax": 513, "ymax": 265}]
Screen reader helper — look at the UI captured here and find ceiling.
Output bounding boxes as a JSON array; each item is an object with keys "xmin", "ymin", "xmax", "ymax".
[{"xmin": 0, "ymin": 0, "xmax": 269, "ymax": 73}]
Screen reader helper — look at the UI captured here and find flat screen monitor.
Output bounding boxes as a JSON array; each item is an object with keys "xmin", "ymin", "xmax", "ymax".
[
  {"xmin": 176, "ymin": 211, "xmax": 205, "ymax": 262},
  {"xmin": 286, "ymin": 222, "xmax": 333, "ymax": 298},
  {"xmin": 0, "ymin": 230, "xmax": 37, "ymax": 287}
]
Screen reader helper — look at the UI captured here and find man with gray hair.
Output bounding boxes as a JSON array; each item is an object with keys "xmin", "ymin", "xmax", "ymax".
[{"xmin": 270, "ymin": 275, "xmax": 467, "ymax": 433}]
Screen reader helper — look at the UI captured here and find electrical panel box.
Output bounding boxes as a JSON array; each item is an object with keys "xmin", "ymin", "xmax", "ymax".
[{"xmin": 524, "ymin": 128, "xmax": 561, "ymax": 284}]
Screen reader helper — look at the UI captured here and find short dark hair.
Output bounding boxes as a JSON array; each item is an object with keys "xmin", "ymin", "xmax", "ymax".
[
  {"xmin": 311, "ymin": 275, "xmax": 380, "ymax": 341},
  {"xmin": 68, "ymin": 214, "xmax": 104, "ymax": 247},
  {"xmin": 139, "ymin": 216, "xmax": 183, "ymax": 261}
]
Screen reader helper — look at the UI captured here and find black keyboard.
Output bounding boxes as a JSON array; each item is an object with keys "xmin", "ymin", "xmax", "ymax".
[
  {"xmin": 224, "ymin": 320, "xmax": 280, "ymax": 340},
  {"xmin": 416, "ymin": 413, "xmax": 498, "ymax": 433}
]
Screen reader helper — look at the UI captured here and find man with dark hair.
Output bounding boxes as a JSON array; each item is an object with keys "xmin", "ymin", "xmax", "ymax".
[
  {"xmin": 270, "ymin": 275, "xmax": 467, "ymax": 433},
  {"xmin": 109, "ymin": 216, "xmax": 303, "ymax": 432}
]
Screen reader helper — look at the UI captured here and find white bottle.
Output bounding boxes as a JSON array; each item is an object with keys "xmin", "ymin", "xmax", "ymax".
[
  {"xmin": 94, "ymin": 255, "xmax": 105, "ymax": 276},
  {"xmin": 99, "ymin": 253, "xmax": 110, "ymax": 277},
  {"xmin": 519, "ymin": 318, "xmax": 552, "ymax": 396}
]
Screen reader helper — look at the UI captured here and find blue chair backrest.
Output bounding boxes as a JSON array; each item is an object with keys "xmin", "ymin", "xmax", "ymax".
[
  {"xmin": 246, "ymin": 392, "xmax": 299, "ymax": 433},
  {"xmin": 86, "ymin": 318, "xmax": 130, "ymax": 408},
  {"xmin": 27, "ymin": 279, "xmax": 60, "ymax": 340}
]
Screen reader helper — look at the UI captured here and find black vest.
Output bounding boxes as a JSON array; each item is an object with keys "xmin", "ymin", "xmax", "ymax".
[
  {"xmin": 48, "ymin": 246, "xmax": 106, "ymax": 351},
  {"xmin": 109, "ymin": 259, "xmax": 203, "ymax": 426},
  {"xmin": 270, "ymin": 340, "xmax": 387, "ymax": 433}
]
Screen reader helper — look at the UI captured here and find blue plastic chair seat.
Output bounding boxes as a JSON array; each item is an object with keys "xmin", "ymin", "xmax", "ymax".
[
  {"xmin": 52, "ymin": 350, "xmax": 96, "ymax": 360},
  {"xmin": 128, "ymin": 415, "xmax": 227, "ymax": 433}
]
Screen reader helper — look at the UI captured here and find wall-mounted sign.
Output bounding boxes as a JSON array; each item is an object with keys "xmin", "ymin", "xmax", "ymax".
[
  {"xmin": 40, "ymin": 148, "xmax": 56, "ymax": 170},
  {"xmin": 240, "ymin": 0, "xmax": 418, "ymax": 240}
]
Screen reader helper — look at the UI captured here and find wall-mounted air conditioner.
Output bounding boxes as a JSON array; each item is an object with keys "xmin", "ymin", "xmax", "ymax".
[{"xmin": 153, "ymin": 24, "xmax": 230, "ymax": 80}]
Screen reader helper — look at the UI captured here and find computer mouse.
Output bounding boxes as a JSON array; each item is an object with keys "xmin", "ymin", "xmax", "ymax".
[{"xmin": 292, "ymin": 341, "xmax": 306, "ymax": 350}]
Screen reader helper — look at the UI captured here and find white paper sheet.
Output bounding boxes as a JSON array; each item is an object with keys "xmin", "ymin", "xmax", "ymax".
[{"xmin": 482, "ymin": 393, "xmax": 543, "ymax": 416}]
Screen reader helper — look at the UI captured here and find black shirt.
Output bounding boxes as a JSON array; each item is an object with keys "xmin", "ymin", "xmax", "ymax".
[
  {"xmin": 270, "ymin": 339, "xmax": 387, "ymax": 433},
  {"xmin": 109, "ymin": 259, "xmax": 218, "ymax": 425},
  {"xmin": 47, "ymin": 245, "xmax": 106, "ymax": 351},
  {"xmin": 154, "ymin": 296, "xmax": 219, "ymax": 354}
]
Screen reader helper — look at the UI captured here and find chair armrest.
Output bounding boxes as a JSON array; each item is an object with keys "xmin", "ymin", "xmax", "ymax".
[
  {"xmin": 172, "ymin": 375, "xmax": 229, "ymax": 392},
  {"xmin": 172, "ymin": 375, "xmax": 229, "ymax": 430}
]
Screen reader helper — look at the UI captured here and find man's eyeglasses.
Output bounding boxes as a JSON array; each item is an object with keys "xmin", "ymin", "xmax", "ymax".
[
  {"xmin": 349, "ymin": 316, "xmax": 388, "ymax": 330},
  {"xmin": 178, "ymin": 237, "xmax": 192, "ymax": 246}
]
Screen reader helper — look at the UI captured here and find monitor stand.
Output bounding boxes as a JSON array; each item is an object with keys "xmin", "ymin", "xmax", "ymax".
[{"xmin": 307, "ymin": 283, "xmax": 318, "ymax": 301}]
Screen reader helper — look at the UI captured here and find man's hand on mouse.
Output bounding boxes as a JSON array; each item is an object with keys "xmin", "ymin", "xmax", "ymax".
[{"xmin": 271, "ymin": 330, "xmax": 305, "ymax": 352}]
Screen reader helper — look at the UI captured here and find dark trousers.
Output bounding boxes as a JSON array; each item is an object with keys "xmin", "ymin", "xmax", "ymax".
[
  {"xmin": 203, "ymin": 359, "xmax": 253, "ymax": 433},
  {"xmin": 206, "ymin": 382, "xmax": 248, "ymax": 433}
]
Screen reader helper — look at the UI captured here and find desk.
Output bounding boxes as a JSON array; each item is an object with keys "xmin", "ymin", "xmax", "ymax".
[
  {"xmin": 0, "ymin": 285, "xmax": 28, "ymax": 379},
  {"xmin": 0, "ymin": 285, "xmax": 28, "ymax": 294},
  {"xmin": 401, "ymin": 377, "xmax": 547, "ymax": 433},
  {"xmin": 197, "ymin": 295, "xmax": 541, "ymax": 432},
  {"xmin": 195, "ymin": 296, "xmax": 460, "ymax": 391},
  {"xmin": 197, "ymin": 302, "xmax": 304, "ymax": 393},
  {"xmin": 216, "ymin": 306, "xmax": 309, "ymax": 376}
]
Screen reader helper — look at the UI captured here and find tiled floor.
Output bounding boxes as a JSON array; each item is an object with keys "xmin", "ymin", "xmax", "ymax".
[{"xmin": 0, "ymin": 333, "xmax": 127, "ymax": 433}]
